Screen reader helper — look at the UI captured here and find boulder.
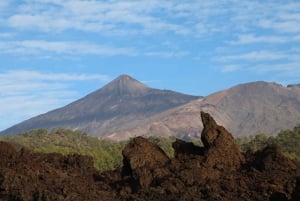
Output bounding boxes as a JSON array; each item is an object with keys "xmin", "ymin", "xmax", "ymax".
[{"xmin": 122, "ymin": 136, "xmax": 170, "ymax": 189}]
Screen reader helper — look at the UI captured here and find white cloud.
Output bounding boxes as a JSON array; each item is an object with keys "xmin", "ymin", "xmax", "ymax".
[
  {"xmin": 0, "ymin": 32, "xmax": 15, "ymax": 38},
  {"xmin": 228, "ymin": 34, "xmax": 300, "ymax": 45},
  {"xmin": 0, "ymin": 70, "xmax": 110, "ymax": 130},
  {"xmin": 249, "ymin": 63, "xmax": 300, "ymax": 74},
  {"xmin": 259, "ymin": 19, "xmax": 300, "ymax": 33},
  {"xmin": 0, "ymin": 39, "xmax": 190, "ymax": 58},
  {"xmin": 219, "ymin": 65, "xmax": 241, "ymax": 73},
  {"xmin": 217, "ymin": 51, "xmax": 288, "ymax": 62},
  {"xmin": 0, "ymin": 70, "xmax": 110, "ymax": 82},
  {"xmin": 7, "ymin": 0, "xmax": 189, "ymax": 35},
  {"xmin": 0, "ymin": 40, "xmax": 137, "ymax": 56},
  {"xmin": 217, "ymin": 62, "xmax": 300, "ymax": 81},
  {"xmin": 3, "ymin": 0, "xmax": 300, "ymax": 39},
  {"xmin": 144, "ymin": 50, "xmax": 189, "ymax": 58}
]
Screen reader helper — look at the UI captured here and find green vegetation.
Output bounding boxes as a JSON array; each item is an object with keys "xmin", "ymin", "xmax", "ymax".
[
  {"xmin": 1, "ymin": 128, "xmax": 126, "ymax": 170},
  {"xmin": 235, "ymin": 125, "xmax": 300, "ymax": 161},
  {"xmin": 0, "ymin": 129, "xmax": 176, "ymax": 170},
  {"xmin": 1, "ymin": 125, "xmax": 299, "ymax": 170},
  {"xmin": 148, "ymin": 136, "xmax": 176, "ymax": 158}
]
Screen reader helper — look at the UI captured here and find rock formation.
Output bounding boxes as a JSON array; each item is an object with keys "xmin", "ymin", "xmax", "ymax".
[
  {"xmin": 122, "ymin": 136, "xmax": 170, "ymax": 189},
  {"xmin": 0, "ymin": 112, "xmax": 299, "ymax": 201},
  {"xmin": 200, "ymin": 111, "xmax": 245, "ymax": 171}
]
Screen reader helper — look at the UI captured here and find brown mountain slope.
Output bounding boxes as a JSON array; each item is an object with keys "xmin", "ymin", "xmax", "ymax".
[
  {"xmin": 0, "ymin": 75, "xmax": 199, "ymax": 136},
  {"xmin": 105, "ymin": 81, "xmax": 300, "ymax": 140},
  {"xmin": 202, "ymin": 81, "xmax": 300, "ymax": 136}
]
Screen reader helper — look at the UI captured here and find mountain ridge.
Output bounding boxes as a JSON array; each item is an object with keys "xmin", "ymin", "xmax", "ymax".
[
  {"xmin": 1, "ymin": 75, "xmax": 300, "ymax": 140},
  {"xmin": 1, "ymin": 74, "xmax": 200, "ymax": 136},
  {"xmin": 104, "ymin": 81, "xmax": 300, "ymax": 140}
]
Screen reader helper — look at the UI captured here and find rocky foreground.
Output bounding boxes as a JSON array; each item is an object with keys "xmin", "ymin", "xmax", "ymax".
[{"xmin": 0, "ymin": 112, "xmax": 300, "ymax": 201}]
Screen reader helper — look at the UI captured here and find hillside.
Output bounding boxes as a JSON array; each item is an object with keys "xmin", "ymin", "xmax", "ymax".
[
  {"xmin": 1, "ymin": 75, "xmax": 300, "ymax": 140},
  {"xmin": 105, "ymin": 81, "xmax": 300, "ymax": 140},
  {"xmin": 0, "ymin": 75, "xmax": 199, "ymax": 136},
  {"xmin": 202, "ymin": 82, "xmax": 300, "ymax": 136}
]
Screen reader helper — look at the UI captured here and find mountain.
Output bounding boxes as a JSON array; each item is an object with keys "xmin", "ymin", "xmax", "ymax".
[
  {"xmin": 201, "ymin": 81, "xmax": 300, "ymax": 136},
  {"xmin": 0, "ymin": 75, "xmax": 200, "ymax": 136},
  {"xmin": 104, "ymin": 81, "xmax": 300, "ymax": 140},
  {"xmin": 1, "ymin": 76, "xmax": 300, "ymax": 141}
]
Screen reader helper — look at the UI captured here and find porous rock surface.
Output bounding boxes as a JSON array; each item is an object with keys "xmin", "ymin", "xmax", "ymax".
[{"xmin": 0, "ymin": 112, "xmax": 299, "ymax": 201}]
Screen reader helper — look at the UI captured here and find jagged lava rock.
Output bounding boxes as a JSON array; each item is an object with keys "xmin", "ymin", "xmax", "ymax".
[
  {"xmin": 253, "ymin": 145, "xmax": 298, "ymax": 171},
  {"xmin": 172, "ymin": 138, "xmax": 204, "ymax": 157},
  {"xmin": 200, "ymin": 111, "xmax": 245, "ymax": 171},
  {"xmin": 0, "ymin": 141, "xmax": 117, "ymax": 201},
  {"xmin": 122, "ymin": 136, "xmax": 170, "ymax": 189},
  {"xmin": 122, "ymin": 136, "xmax": 169, "ymax": 171}
]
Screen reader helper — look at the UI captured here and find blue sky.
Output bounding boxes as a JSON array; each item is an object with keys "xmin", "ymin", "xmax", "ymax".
[{"xmin": 0, "ymin": 0, "xmax": 300, "ymax": 131}]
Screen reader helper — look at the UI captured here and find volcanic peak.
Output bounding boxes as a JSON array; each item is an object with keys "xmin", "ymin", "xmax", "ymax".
[{"xmin": 101, "ymin": 74, "xmax": 149, "ymax": 96}]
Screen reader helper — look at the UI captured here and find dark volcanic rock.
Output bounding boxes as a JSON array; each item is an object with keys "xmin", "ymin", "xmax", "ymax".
[
  {"xmin": 0, "ymin": 142, "xmax": 117, "ymax": 201},
  {"xmin": 0, "ymin": 111, "xmax": 300, "ymax": 201},
  {"xmin": 291, "ymin": 177, "xmax": 300, "ymax": 201},
  {"xmin": 253, "ymin": 145, "xmax": 298, "ymax": 171},
  {"xmin": 122, "ymin": 136, "xmax": 170, "ymax": 189},
  {"xmin": 200, "ymin": 111, "xmax": 245, "ymax": 171},
  {"xmin": 0, "ymin": 141, "xmax": 17, "ymax": 157},
  {"xmin": 172, "ymin": 138, "xmax": 204, "ymax": 157},
  {"xmin": 122, "ymin": 136, "xmax": 169, "ymax": 171}
]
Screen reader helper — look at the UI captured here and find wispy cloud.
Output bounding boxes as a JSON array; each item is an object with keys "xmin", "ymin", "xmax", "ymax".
[
  {"xmin": 0, "ymin": 40, "xmax": 137, "ymax": 56},
  {"xmin": 7, "ymin": 1, "xmax": 189, "ymax": 35},
  {"xmin": 1, "ymin": 1, "xmax": 253, "ymax": 36},
  {"xmin": 228, "ymin": 34, "xmax": 300, "ymax": 45},
  {"xmin": 258, "ymin": 19, "xmax": 300, "ymax": 34},
  {"xmin": 144, "ymin": 50, "xmax": 189, "ymax": 58},
  {"xmin": 248, "ymin": 63, "xmax": 300, "ymax": 76},
  {"xmin": 0, "ymin": 33, "xmax": 15, "ymax": 39},
  {"xmin": 3, "ymin": 1, "xmax": 300, "ymax": 38},
  {"xmin": 217, "ymin": 51, "xmax": 289, "ymax": 62},
  {"xmin": 2, "ymin": 0, "xmax": 300, "ymax": 60},
  {"xmin": 0, "ymin": 70, "xmax": 110, "ymax": 83},
  {"xmin": 219, "ymin": 65, "xmax": 241, "ymax": 73},
  {"xmin": 0, "ymin": 39, "xmax": 190, "ymax": 58},
  {"xmin": 0, "ymin": 70, "xmax": 110, "ymax": 130}
]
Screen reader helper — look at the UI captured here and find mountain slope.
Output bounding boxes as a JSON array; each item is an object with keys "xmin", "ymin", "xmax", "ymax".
[
  {"xmin": 201, "ymin": 81, "xmax": 300, "ymax": 136},
  {"xmin": 1, "ymin": 76, "xmax": 300, "ymax": 141},
  {"xmin": 105, "ymin": 81, "xmax": 300, "ymax": 140},
  {"xmin": 1, "ymin": 75, "xmax": 200, "ymax": 136}
]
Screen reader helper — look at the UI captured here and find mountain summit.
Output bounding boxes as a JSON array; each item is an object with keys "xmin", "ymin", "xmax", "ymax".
[
  {"xmin": 100, "ymin": 74, "xmax": 149, "ymax": 96},
  {"xmin": 1, "ymin": 75, "xmax": 199, "ymax": 136}
]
